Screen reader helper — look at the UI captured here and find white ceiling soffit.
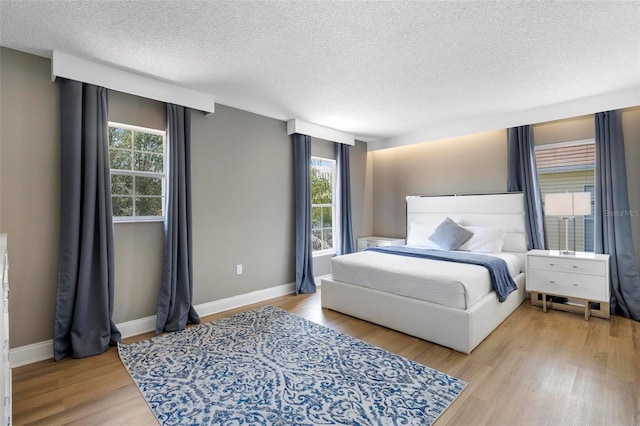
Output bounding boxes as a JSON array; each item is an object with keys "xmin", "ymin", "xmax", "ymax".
[
  {"xmin": 51, "ymin": 52, "xmax": 215, "ymax": 114},
  {"xmin": 2, "ymin": 1, "xmax": 639, "ymax": 149},
  {"xmin": 369, "ymin": 88, "xmax": 640, "ymax": 151},
  {"xmin": 287, "ymin": 119, "xmax": 354, "ymax": 146}
]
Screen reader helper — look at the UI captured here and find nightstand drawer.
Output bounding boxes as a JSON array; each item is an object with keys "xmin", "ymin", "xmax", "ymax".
[
  {"xmin": 527, "ymin": 256, "xmax": 605, "ymax": 276},
  {"xmin": 527, "ymin": 269, "xmax": 608, "ymax": 301},
  {"xmin": 366, "ymin": 240, "xmax": 393, "ymax": 248},
  {"xmin": 357, "ymin": 237, "xmax": 405, "ymax": 252}
]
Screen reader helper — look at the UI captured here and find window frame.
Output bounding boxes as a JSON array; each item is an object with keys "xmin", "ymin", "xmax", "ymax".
[
  {"xmin": 310, "ymin": 156, "xmax": 336, "ymax": 256},
  {"xmin": 108, "ymin": 121, "xmax": 167, "ymax": 223},
  {"xmin": 535, "ymin": 138, "xmax": 595, "ymax": 252},
  {"xmin": 582, "ymin": 184, "xmax": 595, "ymax": 252}
]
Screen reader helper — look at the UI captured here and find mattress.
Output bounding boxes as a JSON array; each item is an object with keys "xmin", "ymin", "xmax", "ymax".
[{"xmin": 330, "ymin": 249, "xmax": 522, "ymax": 310}]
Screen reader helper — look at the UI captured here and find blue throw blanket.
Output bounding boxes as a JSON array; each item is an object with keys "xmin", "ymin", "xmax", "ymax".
[{"xmin": 366, "ymin": 246, "xmax": 517, "ymax": 302}]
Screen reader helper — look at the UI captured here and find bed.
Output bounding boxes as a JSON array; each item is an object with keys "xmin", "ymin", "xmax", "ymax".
[{"xmin": 321, "ymin": 193, "xmax": 527, "ymax": 354}]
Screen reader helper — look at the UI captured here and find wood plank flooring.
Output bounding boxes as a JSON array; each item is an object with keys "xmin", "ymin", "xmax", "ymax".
[{"xmin": 12, "ymin": 292, "xmax": 640, "ymax": 425}]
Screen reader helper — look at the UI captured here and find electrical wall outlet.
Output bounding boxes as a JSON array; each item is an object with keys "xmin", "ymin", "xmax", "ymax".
[{"xmin": 236, "ymin": 264, "xmax": 243, "ymax": 275}]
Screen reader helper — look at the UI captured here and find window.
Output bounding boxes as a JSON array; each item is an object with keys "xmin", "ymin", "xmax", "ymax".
[
  {"xmin": 311, "ymin": 157, "xmax": 335, "ymax": 253},
  {"xmin": 535, "ymin": 139, "xmax": 595, "ymax": 252},
  {"xmin": 583, "ymin": 184, "xmax": 595, "ymax": 252},
  {"xmin": 108, "ymin": 122, "xmax": 166, "ymax": 221}
]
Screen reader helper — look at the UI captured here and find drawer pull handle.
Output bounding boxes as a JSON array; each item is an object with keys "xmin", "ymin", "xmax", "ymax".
[
  {"xmin": 572, "ymin": 265, "xmax": 578, "ymax": 269},
  {"xmin": 549, "ymin": 280, "xmax": 555, "ymax": 284},
  {"xmin": 572, "ymin": 284, "xmax": 579, "ymax": 287},
  {"xmin": 549, "ymin": 263, "xmax": 555, "ymax": 266}
]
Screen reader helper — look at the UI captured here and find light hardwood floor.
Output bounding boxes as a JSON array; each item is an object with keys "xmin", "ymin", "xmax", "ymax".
[{"xmin": 13, "ymin": 292, "xmax": 640, "ymax": 425}]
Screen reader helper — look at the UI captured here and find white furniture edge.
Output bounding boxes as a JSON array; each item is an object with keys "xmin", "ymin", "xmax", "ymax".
[
  {"xmin": 357, "ymin": 236, "xmax": 406, "ymax": 242},
  {"xmin": 0, "ymin": 234, "xmax": 9, "ymax": 425},
  {"xmin": 10, "ymin": 282, "xmax": 295, "ymax": 368},
  {"xmin": 526, "ymin": 250, "xmax": 611, "ymax": 320},
  {"xmin": 51, "ymin": 51, "xmax": 216, "ymax": 114},
  {"xmin": 287, "ymin": 118, "xmax": 354, "ymax": 145},
  {"xmin": 357, "ymin": 236, "xmax": 406, "ymax": 252},
  {"xmin": 321, "ymin": 192, "xmax": 527, "ymax": 353},
  {"xmin": 321, "ymin": 274, "xmax": 525, "ymax": 354}
]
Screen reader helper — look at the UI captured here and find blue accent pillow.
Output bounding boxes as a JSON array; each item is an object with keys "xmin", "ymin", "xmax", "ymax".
[{"xmin": 428, "ymin": 217, "xmax": 474, "ymax": 250}]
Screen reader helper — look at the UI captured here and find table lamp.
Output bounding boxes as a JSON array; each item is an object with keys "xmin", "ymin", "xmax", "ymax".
[{"xmin": 544, "ymin": 192, "xmax": 591, "ymax": 255}]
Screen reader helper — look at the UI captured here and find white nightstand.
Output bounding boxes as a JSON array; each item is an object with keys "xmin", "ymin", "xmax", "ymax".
[
  {"xmin": 357, "ymin": 236, "xmax": 406, "ymax": 252},
  {"xmin": 526, "ymin": 250, "xmax": 610, "ymax": 320}
]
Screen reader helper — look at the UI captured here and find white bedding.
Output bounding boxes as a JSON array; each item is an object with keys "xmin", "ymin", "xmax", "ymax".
[{"xmin": 330, "ymin": 249, "xmax": 522, "ymax": 310}]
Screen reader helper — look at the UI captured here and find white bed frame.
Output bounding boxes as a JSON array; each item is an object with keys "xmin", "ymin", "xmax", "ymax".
[{"xmin": 321, "ymin": 193, "xmax": 527, "ymax": 354}]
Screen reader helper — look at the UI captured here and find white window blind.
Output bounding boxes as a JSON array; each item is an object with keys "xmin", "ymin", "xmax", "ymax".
[{"xmin": 535, "ymin": 140, "xmax": 595, "ymax": 252}]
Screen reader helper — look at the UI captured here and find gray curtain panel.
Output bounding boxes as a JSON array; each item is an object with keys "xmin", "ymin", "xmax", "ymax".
[
  {"xmin": 594, "ymin": 110, "xmax": 640, "ymax": 320},
  {"xmin": 293, "ymin": 133, "xmax": 316, "ymax": 294},
  {"xmin": 335, "ymin": 142, "xmax": 355, "ymax": 255},
  {"xmin": 156, "ymin": 104, "xmax": 200, "ymax": 334},
  {"xmin": 507, "ymin": 125, "xmax": 547, "ymax": 250},
  {"xmin": 54, "ymin": 79, "xmax": 120, "ymax": 361}
]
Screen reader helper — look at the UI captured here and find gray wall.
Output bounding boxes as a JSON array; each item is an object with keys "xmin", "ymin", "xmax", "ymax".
[
  {"xmin": 0, "ymin": 48, "xmax": 60, "ymax": 347},
  {"xmin": 371, "ymin": 130, "xmax": 508, "ymax": 237},
  {"xmin": 370, "ymin": 109, "xmax": 640, "ymax": 267},
  {"xmin": 534, "ymin": 114, "xmax": 594, "ymax": 146},
  {"xmin": 0, "ymin": 47, "xmax": 372, "ymax": 348},
  {"xmin": 190, "ymin": 105, "xmax": 295, "ymax": 301}
]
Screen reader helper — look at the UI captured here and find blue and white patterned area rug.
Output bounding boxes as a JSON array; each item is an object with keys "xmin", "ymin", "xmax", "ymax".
[{"xmin": 118, "ymin": 306, "xmax": 466, "ymax": 425}]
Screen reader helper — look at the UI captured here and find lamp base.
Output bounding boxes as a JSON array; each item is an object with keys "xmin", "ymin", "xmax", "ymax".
[{"xmin": 561, "ymin": 216, "xmax": 575, "ymax": 256}]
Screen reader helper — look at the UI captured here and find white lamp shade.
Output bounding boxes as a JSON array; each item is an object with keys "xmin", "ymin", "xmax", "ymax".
[
  {"xmin": 572, "ymin": 192, "xmax": 592, "ymax": 216},
  {"xmin": 545, "ymin": 192, "xmax": 591, "ymax": 216},
  {"xmin": 545, "ymin": 193, "xmax": 573, "ymax": 216}
]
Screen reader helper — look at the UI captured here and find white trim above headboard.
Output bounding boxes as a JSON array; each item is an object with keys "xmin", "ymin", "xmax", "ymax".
[{"xmin": 406, "ymin": 193, "xmax": 527, "ymax": 260}]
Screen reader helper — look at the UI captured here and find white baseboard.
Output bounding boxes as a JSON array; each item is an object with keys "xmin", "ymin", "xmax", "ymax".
[
  {"xmin": 117, "ymin": 315, "xmax": 157, "ymax": 339},
  {"xmin": 10, "ymin": 340, "xmax": 54, "ymax": 368},
  {"xmin": 10, "ymin": 282, "xmax": 296, "ymax": 368},
  {"xmin": 195, "ymin": 282, "xmax": 296, "ymax": 317}
]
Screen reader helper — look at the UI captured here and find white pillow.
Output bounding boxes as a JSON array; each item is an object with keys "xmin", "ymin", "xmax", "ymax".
[
  {"xmin": 429, "ymin": 217, "xmax": 474, "ymax": 251},
  {"xmin": 406, "ymin": 222, "xmax": 440, "ymax": 248},
  {"xmin": 457, "ymin": 226, "xmax": 506, "ymax": 253}
]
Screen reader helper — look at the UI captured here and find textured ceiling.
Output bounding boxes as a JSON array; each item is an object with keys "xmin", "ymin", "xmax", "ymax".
[{"xmin": 1, "ymin": 1, "xmax": 639, "ymax": 145}]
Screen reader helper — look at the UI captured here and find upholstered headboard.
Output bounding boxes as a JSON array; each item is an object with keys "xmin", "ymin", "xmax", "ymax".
[{"xmin": 406, "ymin": 193, "xmax": 527, "ymax": 264}]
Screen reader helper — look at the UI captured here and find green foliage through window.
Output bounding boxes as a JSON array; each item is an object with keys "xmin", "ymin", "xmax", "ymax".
[
  {"xmin": 311, "ymin": 158, "xmax": 335, "ymax": 252},
  {"xmin": 108, "ymin": 123, "xmax": 165, "ymax": 219}
]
